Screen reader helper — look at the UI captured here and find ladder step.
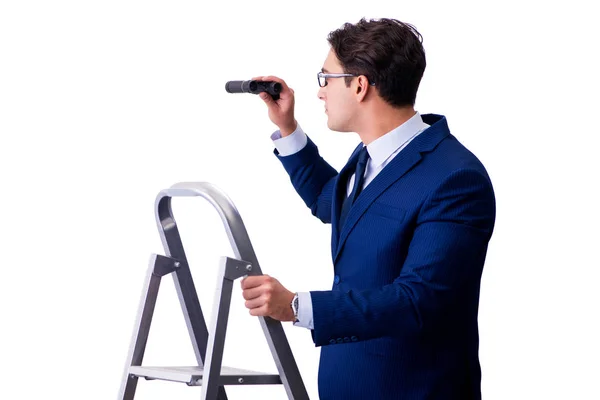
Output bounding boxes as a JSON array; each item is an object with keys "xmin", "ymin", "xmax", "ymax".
[{"xmin": 129, "ymin": 366, "xmax": 282, "ymax": 386}]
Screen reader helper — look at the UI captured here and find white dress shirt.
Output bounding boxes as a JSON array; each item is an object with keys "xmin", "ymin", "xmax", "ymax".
[{"xmin": 270, "ymin": 111, "xmax": 430, "ymax": 330}]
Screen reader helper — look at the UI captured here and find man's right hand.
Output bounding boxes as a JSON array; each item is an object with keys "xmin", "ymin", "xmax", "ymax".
[{"xmin": 252, "ymin": 75, "xmax": 297, "ymax": 136}]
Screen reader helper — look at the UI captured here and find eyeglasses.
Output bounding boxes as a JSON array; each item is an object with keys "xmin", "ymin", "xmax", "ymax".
[{"xmin": 317, "ymin": 71, "xmax": 375, "ymax": 88}]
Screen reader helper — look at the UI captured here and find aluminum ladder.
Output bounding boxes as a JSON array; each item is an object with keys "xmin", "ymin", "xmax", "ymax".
[{"xmin": 118, "ymin": 182, "xmax": 309, "ymax": 399}]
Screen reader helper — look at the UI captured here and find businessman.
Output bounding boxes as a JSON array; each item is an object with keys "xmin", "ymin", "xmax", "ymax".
[{"xmin": 241, "ymin": 18, "xmax": 496, "ymax": 400}]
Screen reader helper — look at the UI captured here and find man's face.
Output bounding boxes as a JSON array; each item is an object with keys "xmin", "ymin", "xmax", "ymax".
[{"xmin": 318, "ymin": 49, "xmax": 357, "ymax": 132}]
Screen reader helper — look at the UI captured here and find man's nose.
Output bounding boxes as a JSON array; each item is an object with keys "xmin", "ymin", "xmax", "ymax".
[{"xmin": 317, "ymin": 86, "xmax": 326, "ymax": 100}]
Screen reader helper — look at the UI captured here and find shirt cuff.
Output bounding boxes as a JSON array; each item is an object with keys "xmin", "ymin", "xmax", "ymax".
[
  {"xmin": 270, "ymin": 124, "xmax": 308, "ymax": 156},
  {"xmin": 292, "ymin": 291, "xmax": 314, "ymax": 330}
]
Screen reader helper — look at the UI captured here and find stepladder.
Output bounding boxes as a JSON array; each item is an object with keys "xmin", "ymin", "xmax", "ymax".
[{"xmin": 118, "ymin": 182, "xmax": 310, "ymax": 399}]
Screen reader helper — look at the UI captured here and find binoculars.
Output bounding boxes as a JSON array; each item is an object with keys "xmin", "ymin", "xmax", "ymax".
[{"xmin": 225, "ymin": 80, "xmax": 282, "ymax": 101}]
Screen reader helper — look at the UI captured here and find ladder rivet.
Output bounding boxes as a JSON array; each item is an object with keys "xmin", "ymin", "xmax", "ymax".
[
  {"xmin": 174, "ymin": 261, "xmax": 181, "ymax": 268},
  {"xmin": 238, "ymin": 378, "xmax": 244, "ymax": 383},
  {"xmin": 246, "ymin": 265, "xmax": 252, "ymax": 271}
]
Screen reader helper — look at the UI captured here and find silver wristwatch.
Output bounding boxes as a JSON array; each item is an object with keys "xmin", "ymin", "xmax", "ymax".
[{"xmin": 290, "ymin": 292, "xmax": 299, "ymax": 323}]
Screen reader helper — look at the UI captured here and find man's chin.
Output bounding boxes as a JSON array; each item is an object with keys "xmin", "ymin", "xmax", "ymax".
[
  {"xmin": 327, "ymin": 119, "xmax": 342, "ymax": 132},
  {"xmin": 327, "ymin": 121, "xmax": 350, "ymax": 133}
]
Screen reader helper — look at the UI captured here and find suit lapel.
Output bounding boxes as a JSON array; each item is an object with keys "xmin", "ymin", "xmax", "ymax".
[
  {"xmin": 333, "ymin": 148, "xmax": 422, "ymax": 263},
  {"xmin": 331, "ymin": 144, "xmax": 363, "ymax": 258},
  {"xmin": 333, "ymin": 115, "xmax": 450, "ymax": 264}
]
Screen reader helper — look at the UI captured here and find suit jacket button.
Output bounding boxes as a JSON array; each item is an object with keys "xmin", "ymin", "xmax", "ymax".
[
  {"xmin": 351, "ymin": 336, "xmax": 358, "ymax": 342},
  {"xmin": 343, "ymin": 337, "xmax": 351, "ymax": 343},
  {"xmin": 329, "ymin": 339, "xmax": 336, "ymax": 344},
  {"xmin": 334, "ymin": 275, "xmax": 340, "ymax": 284},
  {"xmin": 336, "ymin": 337, "xmax": 344, "ymax": 343}
]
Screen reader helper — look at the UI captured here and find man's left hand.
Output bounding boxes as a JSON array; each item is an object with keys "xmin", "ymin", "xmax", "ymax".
[{"xmin": 241, "ymin": 275, "xmax": 295, "ymax": 322}]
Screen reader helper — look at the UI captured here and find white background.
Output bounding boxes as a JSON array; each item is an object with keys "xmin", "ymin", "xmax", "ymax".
[{"xmin": 1, "ymin": 1, "xmax": 599, "ymax": 399}]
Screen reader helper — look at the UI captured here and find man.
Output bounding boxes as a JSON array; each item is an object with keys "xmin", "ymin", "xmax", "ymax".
[{"xmin": 241, "ymin": 18, "xmax": 496, "ymax": 400}]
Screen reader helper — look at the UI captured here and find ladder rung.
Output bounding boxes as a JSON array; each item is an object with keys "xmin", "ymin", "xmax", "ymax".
[{"xmin": 129, "ymin": 366, "xmax": 282, "ymax": 386}]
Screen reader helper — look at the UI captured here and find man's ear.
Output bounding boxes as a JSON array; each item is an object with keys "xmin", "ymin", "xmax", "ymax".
[{"xmin": 355, "ymin": 75, "xmax": 370, "ymax": 102}]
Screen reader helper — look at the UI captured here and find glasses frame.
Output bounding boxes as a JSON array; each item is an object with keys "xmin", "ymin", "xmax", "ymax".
[{"xmin": 317, "ymin": 71, "xmax": 375, "ymax": 87}]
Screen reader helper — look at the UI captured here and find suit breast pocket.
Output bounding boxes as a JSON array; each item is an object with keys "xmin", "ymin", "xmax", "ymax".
[{"xmin": 368, "ymin": 201, "xmax": 406, "ymax": 222}]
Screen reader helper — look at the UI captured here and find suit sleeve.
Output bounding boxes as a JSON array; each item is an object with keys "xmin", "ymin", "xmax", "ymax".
[
  {"xmin": 309, "ymin": 168, "xmax": 497, "ymax": 346},
  {"xmin": 274, "ymin": 135, "xmax": 340, "ymax": 224}
]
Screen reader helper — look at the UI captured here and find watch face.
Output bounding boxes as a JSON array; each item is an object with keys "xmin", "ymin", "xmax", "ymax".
[
  {"xmin": 292, "ymin": 295, "xmax": 299, "ymax": 322},
  {"xmin": 292, "ymin": 294, "xmax": 299, "ymax": 315}
]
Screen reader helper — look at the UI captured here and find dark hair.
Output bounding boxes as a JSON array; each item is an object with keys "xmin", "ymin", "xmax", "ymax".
[{"xmin": 327, "ymin": 18, "xmax": 426, "ymax": 107}]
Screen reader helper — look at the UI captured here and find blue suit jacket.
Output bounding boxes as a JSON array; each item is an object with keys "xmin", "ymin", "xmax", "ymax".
[{"xmin": 274, "ymin": 114, "xmax": 496, "ymax": 400}]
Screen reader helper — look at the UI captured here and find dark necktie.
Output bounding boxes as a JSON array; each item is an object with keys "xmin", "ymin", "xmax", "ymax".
[{"xmin": 339, "ymin": 146, "xmax": 370, "ymax": 231}]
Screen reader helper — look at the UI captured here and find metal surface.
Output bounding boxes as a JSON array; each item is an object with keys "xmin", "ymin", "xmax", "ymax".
[
  {"xmin": 129, "ymin": 366, "xmax": 282, "ymax": 386},
  {"xmin": 153, "ymin": 254, "xmax": 185, "ymax": 277},
  {"xmin": 154, "ymin": 182, "xmax": 308, "ymax": 399},
  {"xmin": 201, "ymin": 257, "xmax": 253, "ymax": 399},
  {"xmin": 118, "ymin": 254, "xmax": 166, "ymax": 400},
  {"xmin": 119, "ymin": 181, "xmax": 309, "ymax": 399}
]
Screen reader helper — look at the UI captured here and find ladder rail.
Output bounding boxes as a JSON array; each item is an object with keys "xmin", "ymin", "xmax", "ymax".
[
  {"xmin": 154, "ymin": 182, "xmax": 308, "ymax": 399},
  {"xmin": 119, "ymin": 181, "xmax": 309, "ymax": 400},
  {"xmin": 118, "ymin": 254, "xmax": 163, "ymax": 400},
  {"xmin": 201, "ymin": 256, "xmax": 253, "ymax": 400}
]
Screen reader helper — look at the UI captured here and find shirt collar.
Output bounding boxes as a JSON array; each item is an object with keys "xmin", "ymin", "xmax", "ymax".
[{"xmin": 363, "ymin": 111, "xmax": 430, "ymax": 169}]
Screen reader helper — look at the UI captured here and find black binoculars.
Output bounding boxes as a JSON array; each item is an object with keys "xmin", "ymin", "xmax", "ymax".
[{"xmin": 225, "ymin": 80, "xmax": 282, "ymax": 101}]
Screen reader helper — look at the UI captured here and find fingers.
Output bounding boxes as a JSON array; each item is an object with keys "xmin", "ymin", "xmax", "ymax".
[
  {"xmin": 250, "ymin": 77, "xmax": 278, "ymax": 105},
  {"xmin": 242, "ymin": 286, "xmax": 263, "ymax": 300},
  {"xmin": 245, "ymin": 293, "xmax": 269, "ymax": 309},
  {"xmin": 249, "ymin": 303, "xmax": 268, "ymax": 317},
  {"xmin": 241, "ymin": 276, "xmax": 292, "ymax": 321},
  {"xmin": 252, "ymin": 75, "xmax": 282, "ymax": 83},
  {"xmin": 261, "ymin": 75, "xmax": 284, "ymax": 83},
  {"xmin": 241, "ymin": 275, "xmax": 270, "ymax": 290},
  {"xmin": 241, "ymin": 274, "xmax": 279, "ymax": 304},
  {"xmin": 258, "ymin": 91, "xmax": 275, "ymax": 105}
]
